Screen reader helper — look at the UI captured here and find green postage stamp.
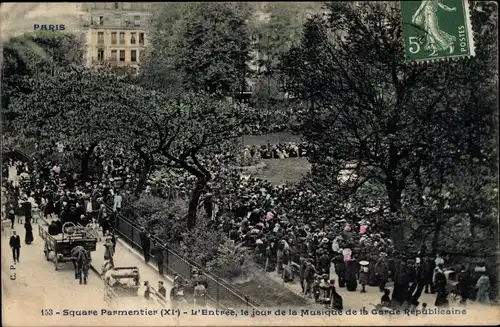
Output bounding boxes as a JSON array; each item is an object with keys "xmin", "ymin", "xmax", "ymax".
[{"xmin": 400, "ymin": 0, "xmax": 476, "ymax": 62}]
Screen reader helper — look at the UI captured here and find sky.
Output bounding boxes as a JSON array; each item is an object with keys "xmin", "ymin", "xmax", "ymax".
[{"xmin": 0, "ymin": 3, "xmax": 87, "ymax": 41}]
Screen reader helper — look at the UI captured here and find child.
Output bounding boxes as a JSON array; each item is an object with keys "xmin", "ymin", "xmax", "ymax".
[
  {"xmin": 359, "ymin": 261, "xmax": 369, "ymax": 293},
  {"xmin": 313, "ymin": 276, "xmax": 321, "ymax": 302}
]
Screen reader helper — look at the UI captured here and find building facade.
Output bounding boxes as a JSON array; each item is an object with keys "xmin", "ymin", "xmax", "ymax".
[{"xmin": 81, "ymin": 2, "xmax": 153, "ymax": 72}]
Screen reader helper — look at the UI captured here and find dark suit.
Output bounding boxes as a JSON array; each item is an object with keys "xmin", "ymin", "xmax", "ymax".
[
  {"xmin": 10, "ymin": 235, "xmax": 21, "ymax": 262},
  {"xmin": 139, "ymin": 231, "xmax": 150, "ymax": 263},
  {"xmin": 151, "ymin": 245, "xmax": 164, "ymax": 275},
  {"xmin": 158, "ymin": 286, "xmax": 166, "ymax": 300}
]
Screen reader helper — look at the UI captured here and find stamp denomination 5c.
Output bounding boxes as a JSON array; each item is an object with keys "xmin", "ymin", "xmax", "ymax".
[{"xmin": 401, "ymin": 0, "xmax": 475, "ymax": 62}]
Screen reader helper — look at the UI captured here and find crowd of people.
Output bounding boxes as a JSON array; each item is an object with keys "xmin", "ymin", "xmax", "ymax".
[
  {"xmin": 2, "ymin": 155, "xmax": 124, "ymax": 246},
  {"xmin": 145, "ymin": 160, "xmax": 495, "ymax": 309},
  {"xmin": 235, "ymin": 142, "xmax": 309, "ymax": 166},
  {"xmin": 1, "ymin": 144, "xmax": 495, "ymax": 310}
]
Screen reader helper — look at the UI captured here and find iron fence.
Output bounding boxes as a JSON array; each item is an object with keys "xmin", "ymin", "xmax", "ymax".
[{"xmin": 105, "ymin": 205, "xmax": 258, "ymax": 309}]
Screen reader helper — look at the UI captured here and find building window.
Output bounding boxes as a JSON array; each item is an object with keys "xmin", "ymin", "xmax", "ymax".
[
  {"xmin": 114, "ymin": 3, "xmax": 119, "ymax": 9},
  {"xmin": 99, "ymin": 16, "xmax": 104, "ymax": 25},
  {"xmin": 97, "ymin": 49, "xmax": 104, "ymax": 62},
  {"xmin": 139, "ymin": 33, "xmax": 144, "ymax": 45},
  {"xmin": 119, "ymin": 32, "xmax": 125, "ymax": 45},
  {"xmin": 111, "ymin": 50, "xmax": 117, "ymax": 61},
  {"xmin": 111, "ymin": 32, "xmax": 117, "ymax": 45},
  {"xmin": 131, "ymin": 50, "xmax": 137, "ymax": 62},
  {"xmin": 97, "ymin": 32, "xmax": 104, "ymax": 44},
  {"xmin": 134, "ymin": 15, "xmax": 141, "ymax": 26},
  {"xmin": 130, "ymin": 33, "xmax": 136, "ymax": 45},
  {"xmin": 119, "ymin": 50, "xmax": 125, "ymax": 62}
]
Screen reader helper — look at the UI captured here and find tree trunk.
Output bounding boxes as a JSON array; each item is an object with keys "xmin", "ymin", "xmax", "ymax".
[
  {"xmin": 135, "ymin": 161, "xmax": 151, "ymax": 196},
  {"xmin": 385, "ymin": 178, "xmax": 403, "ymax": 212},
  {"xmin": 80, "ymin": 144, "xmax": 97, "ymax": 182},
  {"xmin": 187, "ymin": 179, "xmax": 207, "ymax": 230},
  {"xmin": 386, "ymin": 142, "xmax": 403, "ymax": 212},
  {"xmin": 432, "ymin": 221, "xmax": 443, "ymax": 253}
]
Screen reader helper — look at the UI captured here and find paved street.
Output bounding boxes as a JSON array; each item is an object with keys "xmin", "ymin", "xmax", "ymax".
[
  {"xmin": 39, "ymin": 215, "xmax": 174, "ymax": 302},
  {"xmin": 1, "ymin": 219, "xmax": 107, "ymax": 326}
]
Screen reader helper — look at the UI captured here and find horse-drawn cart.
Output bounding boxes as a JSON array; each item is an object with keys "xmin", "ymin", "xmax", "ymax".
[
  {"xmin": 39, "ymin": 221, "xmax": 97, "ymax": 270},
  {"xmin": 102, "ymin": 266, "xmax": 141, "ymax": 302}
]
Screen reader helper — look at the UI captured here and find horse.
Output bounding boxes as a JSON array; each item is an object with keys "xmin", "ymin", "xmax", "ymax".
[{"xmin": 71, "ymin": 245, "xmax": 91, "ymax": 285}]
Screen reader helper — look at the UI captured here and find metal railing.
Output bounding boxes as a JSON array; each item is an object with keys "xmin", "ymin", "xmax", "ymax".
[
  {"xmin": 106, "ymin": 205, "xmax": 259, "ymax": 309},
  {"xmin": 11, "ymin": 148, "xmax": 259, "ymax": 309}
]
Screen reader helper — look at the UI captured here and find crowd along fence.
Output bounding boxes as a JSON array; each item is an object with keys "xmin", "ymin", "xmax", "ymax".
[
  {"xmin": 104, "ymin": 204, "xmax": 259, "ymax": 309},
  {"xmin": 12, "ymin": 148, "xmax": 259, "ymax": 310}
]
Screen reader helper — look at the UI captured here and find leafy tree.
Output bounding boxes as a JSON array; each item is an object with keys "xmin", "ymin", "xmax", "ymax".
[
  {"xmin": 281, "ymin": 2, "xmax": 498, "ymax": 256},
  {"xmin": 114, "ymin": 90, "xmax": 246, "ymax": 228},
  {"xmin": 10, "ymin": 62, "xmax": 245, "ymax": 230},
  {"xmin": 2, "ymin": 31, "xmax": 84, "ymax": 129},
  {"xmin": 141, "ymin": 2, "xmax": 253, "ymax": 97},
  {"xmin": 7, "ymin": 65, "xmax": 128, "ymax": 180},
  {"xmin": 247, "ymin": 3, "xmax": 323, "ymax": 116}
]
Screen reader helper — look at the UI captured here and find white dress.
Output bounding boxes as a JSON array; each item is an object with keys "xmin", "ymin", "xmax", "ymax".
[{"xmin": 8, "ymin": 165, "xmax": 19, "ymax": 187}]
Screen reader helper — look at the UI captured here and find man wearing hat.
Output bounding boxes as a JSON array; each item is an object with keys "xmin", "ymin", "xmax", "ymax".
[
  {"xmin": 304, "ymin": 260, "xmax": 317, "ymax": 297},
  {"xmin": 318, "ymin": 249, "xmax": 330, "ymax": 275},
  {"xmin": 150, "ymin": 240, "xmax": 165, "ymax": 276},
  {"xmin": 9, "ymin": 230, "xmax": 21, "ymax": 263},
  {"xmin": 139, "ymin": 227, "xmax": 151, "ymax": 263}
]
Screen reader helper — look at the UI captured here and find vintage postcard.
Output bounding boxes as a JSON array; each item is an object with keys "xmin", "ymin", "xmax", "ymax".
[{"xmin": 1, "ymin": 2, "xmax": 498, "ymax": 326}]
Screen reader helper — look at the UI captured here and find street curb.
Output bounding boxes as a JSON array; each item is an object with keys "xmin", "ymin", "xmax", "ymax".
[{"xmin": 89, "ymin": 261, "xmax": 100, "ymax": 275}]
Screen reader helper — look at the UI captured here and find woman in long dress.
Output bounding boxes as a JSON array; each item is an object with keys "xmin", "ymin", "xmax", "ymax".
[
  {"xmin": 24, "ymin": 220, "xmax": 34, "ymax": 244},
  {"xmin": 345, "ymin": 259, "xmax": 359, "ymax": 292},
  {"xmin": 412, "ymin": 0, "xmax": 457, "ymax": 55}
]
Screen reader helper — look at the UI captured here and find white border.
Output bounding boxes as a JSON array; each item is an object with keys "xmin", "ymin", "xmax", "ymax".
[{"xmin": 462, "ymin": 0, "xmax": 476, "ymax": 57}]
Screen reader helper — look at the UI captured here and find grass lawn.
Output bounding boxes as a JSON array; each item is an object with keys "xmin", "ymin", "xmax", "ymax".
[
  {"xmin": 231, "ymin": 263, "xmax": 311, "ymax": 307},
  {"xmin": 253, "ymin": 157, "xmax": 311, "ymax": 185}
]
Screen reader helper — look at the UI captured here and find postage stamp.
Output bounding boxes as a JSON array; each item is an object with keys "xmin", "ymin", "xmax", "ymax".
[{"xmin": 400, "ymin": 0, "xmax": 476, "ymax": 62}]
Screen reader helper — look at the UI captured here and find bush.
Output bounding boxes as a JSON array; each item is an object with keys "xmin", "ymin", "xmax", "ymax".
[
  {"xmin": 176, "ymin": 218, "xmax": 226, "ymax": 267},
  {"xmin": 208, "ymin": 239, "xmax": 253, "ymax": 280},
  {"xmin": 123, "ymin": 194, "xmax": 188, "ymax": 241}
]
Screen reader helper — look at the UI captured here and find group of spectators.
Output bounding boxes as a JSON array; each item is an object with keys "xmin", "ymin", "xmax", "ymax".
[
  {"xmin": 2, "ymin": 156, "xmax": 124, "ymax": 239},
  {"xmin": 236, "ymin": 142, "xmax": 310, "ymax": 166},
  {"xmin": 2, "ymin": 142, "xmax": 495, "ymax": 309}
]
